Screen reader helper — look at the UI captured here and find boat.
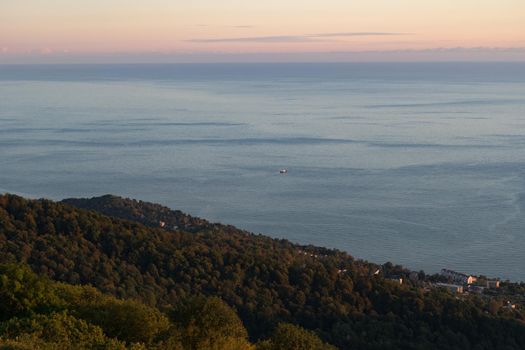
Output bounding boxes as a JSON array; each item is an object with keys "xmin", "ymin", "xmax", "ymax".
[{"xmin": 279, "ymin": 169, "xmax": 288, "ymax": 174}]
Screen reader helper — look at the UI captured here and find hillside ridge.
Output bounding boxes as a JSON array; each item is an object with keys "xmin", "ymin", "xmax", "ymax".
[{"xmin": 1, "ymin": 193, "xmax": 524, "ymax": 349}]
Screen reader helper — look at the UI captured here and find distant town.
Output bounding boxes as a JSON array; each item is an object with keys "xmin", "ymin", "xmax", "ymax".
[
  {"xmin": 384, "ymin": 267, "xmax": 521, "ymax": 312},
  {"xmin": 296, "ymin": 246, "xmax": 522, "ymax": 313}
]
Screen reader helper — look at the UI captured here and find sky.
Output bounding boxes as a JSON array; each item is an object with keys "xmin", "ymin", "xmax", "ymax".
[{"xmin": 1, "ymin": 0, "xmax": 524, "ymax": 63}]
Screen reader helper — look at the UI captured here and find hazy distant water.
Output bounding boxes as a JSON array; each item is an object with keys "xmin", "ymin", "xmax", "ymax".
[{"xmin": 1, "ymin": 62, "xmax": 525, "ymax": 280}]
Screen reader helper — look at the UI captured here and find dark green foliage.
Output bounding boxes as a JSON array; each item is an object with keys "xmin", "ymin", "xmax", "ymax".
[
  {"xmin": 0, "ymin": 312, "xmax": 126, "ymax": 350},
  {"xmin": 62, "ymin": 195, "xmax": 209, "ymax": 233},
  {"xmin": 0, "ymin": 264, "xmax": 170, "ymax": 348},
  {"xmin": 1, "ymin": 194, "xmax": 525, "ymax": 349},
  {"xmin": 0, "ymin": 264, "xmax": 62, "ymax": 320},
  {"xmin": 169, "ymin": 296, "xmax": 253, "ymax": 350},
  {"xmin": 55, "ymin": 283, "xmax": 171, "ymax": 344},
  {"xmin": 0, "ymin": 264, "xmax": 251, "ymax": 349},
  {"xmin": 256, "ymin": 323, "xmax": 336, "ymax": 350}
]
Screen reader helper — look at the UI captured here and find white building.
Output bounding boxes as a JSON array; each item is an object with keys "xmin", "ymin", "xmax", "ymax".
[
  {"xmin": 487, "ymin": 280, "xmax": 500, "ymax": 289},
  {"xmin": 387, "ymin": 277, "xmax": 403, "ymax": 285}
]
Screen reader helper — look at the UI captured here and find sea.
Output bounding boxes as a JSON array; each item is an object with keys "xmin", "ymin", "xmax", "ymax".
[{"xmin": 1, "ymin": 62, "xmax": 525, "ymax": 280}]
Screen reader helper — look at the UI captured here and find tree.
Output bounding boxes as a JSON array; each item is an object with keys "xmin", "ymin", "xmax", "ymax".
[
  {"xmin": 169, "ymin": 296, "xmax": 253, "ymax": 350},
  {"xmin": 0, "ymin": 312, "xmax": 126, "ymax": 349},
  {"xmin": 0, "ymin": 264, "xmax": 61, "ymax": 320},
  {"xmin": 257, "ymin": 323, "xmax": 336, "ymax": 350},
  {"xmin": 56, "ymin": 284, "xmax": 170, "ymax": 344}
]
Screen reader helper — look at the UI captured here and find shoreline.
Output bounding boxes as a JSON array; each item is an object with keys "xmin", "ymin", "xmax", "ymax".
[{"xmin": 3, "ymin": 190, "xmax": 521, "ymax": 284}]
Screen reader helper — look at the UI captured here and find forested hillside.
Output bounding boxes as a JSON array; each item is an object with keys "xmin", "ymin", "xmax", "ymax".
[
  {"xmin": 0, "ymin": 263, "xmax": 332, "ymax": 349},
  {"xmin": 1, "ymin": 194, "xmax": 525, "ymax": 349},
  {"xmin": 63, "ymin": 195, "xmax": 210, "ymax": 233}
]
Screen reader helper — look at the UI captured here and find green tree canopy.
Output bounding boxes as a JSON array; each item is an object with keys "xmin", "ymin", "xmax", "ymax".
[
  {"xmin": 169, "ymin": 296, "xmax": 253, "ymax": 350},
  {"xmin": 0, "ymin": 264, "xmax": 62, "ymax": 321},
  {"xmin": 0, "ymin": 312, "xmax": 126, "ymax": 350},
  {"xmin": 257, "ymin": 323, "xmax": 336, "ymax": 350}
]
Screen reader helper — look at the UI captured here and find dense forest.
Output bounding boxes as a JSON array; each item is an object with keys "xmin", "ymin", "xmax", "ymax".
[
  {"xmin": 0, "ymin": 263, "xmax": 333, "ymax": 349},
  {"xmin": 1, "ymin": 194, "xmax": 525, "ymax": 349}
]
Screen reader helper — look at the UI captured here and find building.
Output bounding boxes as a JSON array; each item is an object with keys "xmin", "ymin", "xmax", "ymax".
[
  {"xmin": 505, "ymin": 301, "xmax": 516, "ymax": 310},
  {"xmin": 440, "ymin": 269, "xmax": 476, "ymax": 284},
  {"xmin": 436, "ymin": 283, "xmax": 463, "ymax": 294},
  {"xmin": 387, "ymin": 277, "xmax": 403, "ymax": 285},
  {"xmin": 486, "ymin": 280, "xmax": 500, "ymax": 289}
]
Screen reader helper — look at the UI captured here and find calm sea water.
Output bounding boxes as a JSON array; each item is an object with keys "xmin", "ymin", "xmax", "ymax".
[{"xmin": 1, "ymin": 63, "xmax": 525, "ymax": 280}]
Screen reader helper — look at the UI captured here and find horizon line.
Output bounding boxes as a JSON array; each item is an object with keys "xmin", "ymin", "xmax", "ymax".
[{"xmin": 2, "ymin": 60, "xmax": 525, "ymax": 66}]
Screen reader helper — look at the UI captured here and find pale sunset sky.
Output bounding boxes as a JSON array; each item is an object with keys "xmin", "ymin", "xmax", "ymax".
[{"xmin": 1, "ymin": 0, "xmax": 524, "ymax": 62}]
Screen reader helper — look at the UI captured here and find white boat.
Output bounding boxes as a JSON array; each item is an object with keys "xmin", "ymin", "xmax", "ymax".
[{"xmin": 279, "ymin": 169, "xmax": 288, "ymax": 174}]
